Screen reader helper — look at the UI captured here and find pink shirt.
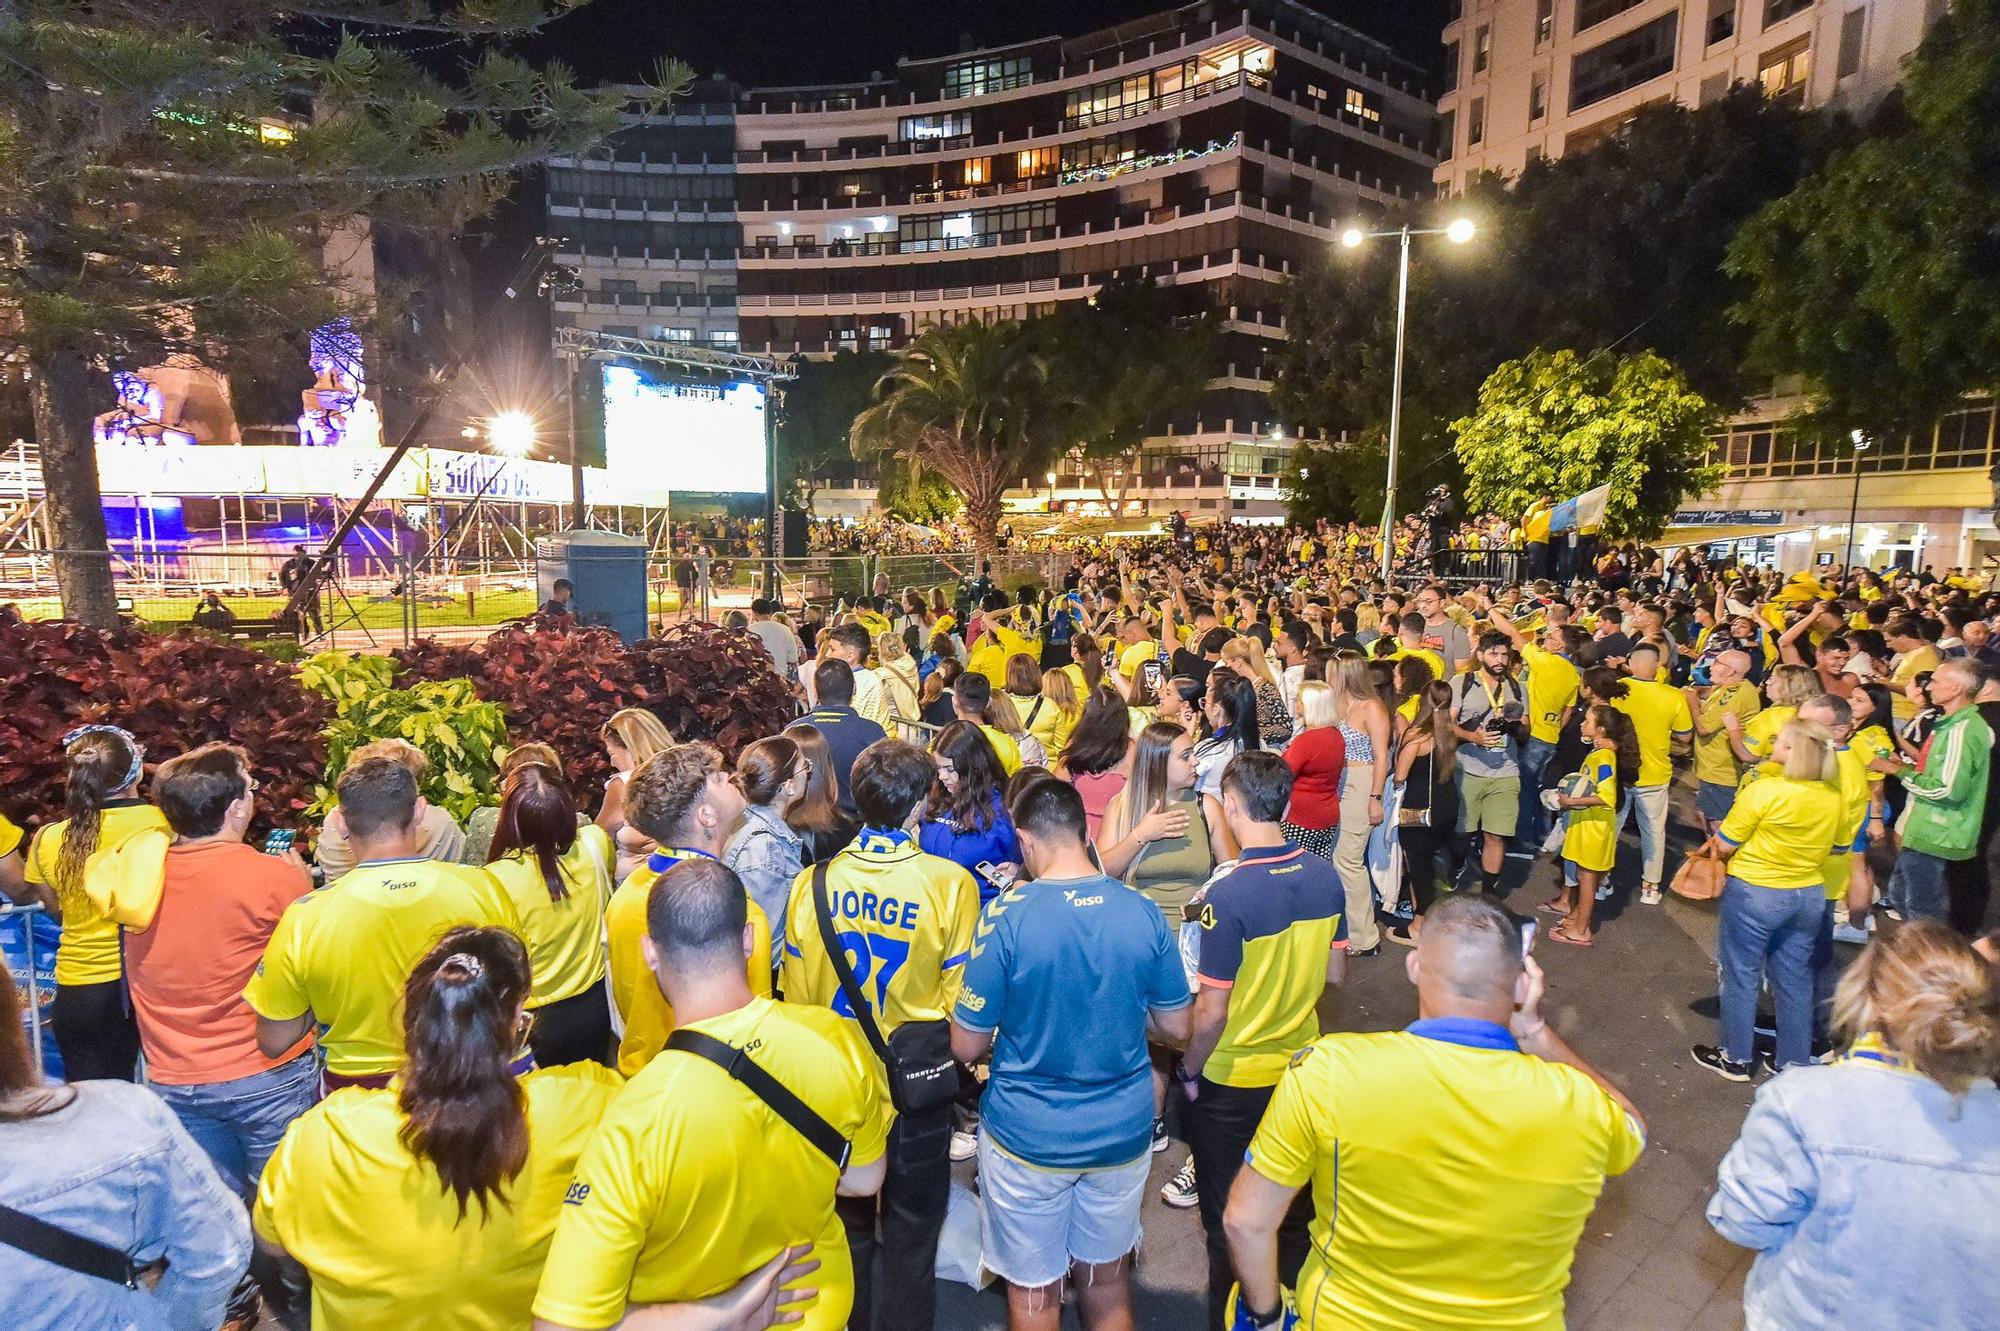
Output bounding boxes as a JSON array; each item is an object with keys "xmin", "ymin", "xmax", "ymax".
[{"xmin": 1072, "ymin": 770, "xmax": 1128, "ymax": 843}]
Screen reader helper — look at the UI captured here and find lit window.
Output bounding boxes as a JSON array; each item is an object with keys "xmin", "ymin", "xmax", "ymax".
[
  {"xmin": 963, "ymin": 157, "xmax": 991, "ymax": 186},
  {"xmin": 1015, "ymin": 146, "xmax": 1058, "ymax": 177},
  {"xmin": 1473, "ymin": 25, "xmax": 1491, "ymax": 73},
  {"xmin": 1758, "ymin": 41, "xmax": 1811, "ymax": 100},
  {"xmin": 1306, "ymin": 83, "xmax": 1328, "ymax": 101},
  {"xmin": 1344, "ymin": 88, "xmax": 1381, "ymax": 122}
]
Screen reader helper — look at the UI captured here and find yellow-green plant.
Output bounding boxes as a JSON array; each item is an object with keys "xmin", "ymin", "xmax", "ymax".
[
  {"xmin": 298, "ymin": 650, "xmax": 400, "ymax": 718},
  {"xmin": 312, "ymin": 678, "xmax": 508, "ymax": 824}
]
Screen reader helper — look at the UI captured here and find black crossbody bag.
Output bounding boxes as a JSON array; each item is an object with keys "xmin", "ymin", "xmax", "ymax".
[
  {"xmin": 811, "ymin": 860, "xmax": 959, "ymax": 1116},
  {"xmin": 664, "ymin": 1029, "xmax": 852, "ymax": 1169},
  {"xmin": 0, "ymin": 1202, "xmax": 147, "ymax": 1289}
]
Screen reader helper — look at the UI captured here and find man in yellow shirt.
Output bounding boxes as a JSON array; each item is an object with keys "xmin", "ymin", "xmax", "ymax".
[
  {"xmin": 966, "ymin": 597, "xmax": 1040, "ymax": 690},
  {"xmin": 604, "ymin": 743, "xmax": 772, "ymax": 1075},
  {"xmin": 1607, "ymin": 644, "xmax": 1693, "ymax": 905},
  {"xmin": 533, "ymin": 859, "xmax": 887, "ymax": 1331},
  {"xmin": 1886, "ymin": 618, "xmax": 1942, "ymax": 723},
  {"xmin": 780, "ymin": 739, "xmax": 979, "ymax": 1331},
  {"xmin": 948, "ymin": 672, "xmax": 1022, "ymax": 776},
  {"xmin": 1685, "ymin": 650, "xmax": 1761, "ymax": 835},
  {"xmin": 1114, "ymin": 614, "xmax": 1163, "ymax": 698},
  {"xmin": 246, "ymin": 757, "xmax": 519, "ymax": 1092},
  {"xmin": 1486, "ymin": 609, "xmax": 1582, "ymax": 855},
  {"xmin": 1223, "ymin": 895, "xmax": 1644, "ymax": 1330}
]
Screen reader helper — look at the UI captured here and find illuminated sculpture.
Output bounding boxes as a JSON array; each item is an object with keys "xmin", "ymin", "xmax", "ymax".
[
  {"xmin": 297, "ymin": 318, "xmax": 382, "ymax": 448},
  {"xmin": 94, "ymin": 370, "xmax": 197, "ymax": 446}
]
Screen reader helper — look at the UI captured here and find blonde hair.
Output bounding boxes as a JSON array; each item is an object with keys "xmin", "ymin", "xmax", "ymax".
[
  {"xmin": 875, "ymin": 631, "xmax": 910, "ymax": 665},
  {"xmin": 1296, "ymin": 679, "xmax": 1338, "ymax": 729},
  {"xmin": 1778, "ymin": 718, "xmax": 1839, "ymax": 783},
  {"xmin": 984, "ymin": 689, "xmax": 1027, "ymax": 736},
  {"xmin": 1764, "ymin": 663, "xmax": 1820, "ymax": 709},
  {"xmin": 1832, "ymin": 919, "xmax": 2000, "ymax": 1094},
  {"xmin": 1040, "ymin": 667, "xmax": 1080, "ymax": 721},
  {"xmin": 1222, "ymin": 635, "xmax": 1277, "ymax": 688},
  {"xmin": 351, "ymin": 737, "xmax": 429, "ymax": 781},
  {"xmin": 600, "ymin": 707, "xmax": 673, "ymax": 768},
  {"xmin": 1326, "ymin": 655, "xmax": 1371, "ymax": 714}
]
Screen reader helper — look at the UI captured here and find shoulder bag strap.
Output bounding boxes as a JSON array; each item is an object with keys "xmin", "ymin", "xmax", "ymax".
[
  {"xmin": 1025, "ymin": 696, "xmax": 1045, "ymax": 728},
  {"xmin": 663, "ymin": 1030, "xmax": 851, "ymax": 1169},
  {"xmin": 0, "ymin": 1202, "xmax": 144, "ymax": 1289},
  {"xmin": 811, "ymin": 860, "xmax": 893, "ymax": 1062}
]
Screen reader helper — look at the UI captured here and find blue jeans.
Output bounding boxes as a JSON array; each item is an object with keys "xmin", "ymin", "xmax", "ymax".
[
  {"xmin": 149, "ymin": 1051, "xmax": 319, "ymax": 1199},
  {"xmin": 1809, "ymin": 898, "xmax": 1838, "ymax": 1045},
  {"xmin": 1885, "ymin": 847, "xmax": 1951, "ymax": 921},
  {"xmin": 1718, "ymin": 877, "xmax": 1822, "ymax": 1068},
  {"xmin": 1513, "ymin": 737, "xmax": 1558, "ymax": 851}
]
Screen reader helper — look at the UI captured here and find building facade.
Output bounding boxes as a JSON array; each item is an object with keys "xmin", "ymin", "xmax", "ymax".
[
  {"xmin": 1434, "ymin": 0, "xmax": 1937, "ymax": 191},
  {"xmin": 549, "ymin": 1, "xmax": 1438, "ymax": 523}
]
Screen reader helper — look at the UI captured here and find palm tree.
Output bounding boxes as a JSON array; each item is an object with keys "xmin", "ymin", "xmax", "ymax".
[{"xmin": 849, "ymin": 321, "xmax": 1063, "ymax": 551}]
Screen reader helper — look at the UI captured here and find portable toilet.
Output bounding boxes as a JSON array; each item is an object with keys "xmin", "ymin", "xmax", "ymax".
[{"xmin": 537, "ymin": 529, "xmax": 649, "ymax": 643}]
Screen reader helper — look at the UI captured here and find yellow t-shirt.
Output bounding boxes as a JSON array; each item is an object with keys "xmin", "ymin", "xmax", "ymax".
[
  {"xmin": 1740, "ymin": 704, "xmax": 1798, "ymax": 781},
  {"xmin": 780, "ymin": 831, "xmax": 979, "ymax": 1116},
  {"xmin": 1693, "ymin": 683, "xmax": 1762, "ymax": 787},
  {"xmin": 1823, "ymin": 745, "xmax": 1873, "ymax": 901},
  {"xmin": 1890, "ymin": 644, "xmax": 1941, "ymax": 722},
  {"xmin": 1718, "ymin": 775, "xmax": 1845, "ymax": 890},
  {"xmin": 1013, "ymin": 692, "xmax": 1074, "ymax": 761},
  {"xmin": 531, "ymin": 997, "xmax": 888, "ymax": 1331},
  {"xmin": 1519, "ymin": 645, "xmax": 1580, "ymax": 746},
  {"xmin": 1610, "ymin": 679, "xmax": 1693, "ymax": 788},
  {"xmin": 605, "ymin": 852, "xmax": 772, "ymax": 1077},
  {"xmin": 254, "ymin": 1063, "xmax": 623, "ymax": 1331},
  {"xmin": 978, "ymin": 723, "xmax": 1023, "ymax": 777},
  {"xmin": 0, "ymin": 810, "xmax": 22, "ymax": 859},
  {"xmin": 1852, "ymin": 724, "xmax": 1895, "ymax": 781},
  {"xmin": 1382, "ymin": 643, "xmax": 1447, "ymax": 685},
  {"xmin": 968, "ymin": 621, "xmax": 1038, "ymax": 690},
  {"xmin": 244, "ymin": 858, "xmax": 520, "ymax": 1077},
  {"xmin": 1118, "ymin": 638, "xmax": 1159, "ymax": 681},
  {"xmin": 1246, "ymin": 1028, "xmax": 1643, "ymax": 1330},
  {"xmin": 484, "ymin": 824, "xmax": 614, "ymax": 1008},
  {"xmin": 25, "ymin": 802, "xmax": 170, "ymax": 986}
]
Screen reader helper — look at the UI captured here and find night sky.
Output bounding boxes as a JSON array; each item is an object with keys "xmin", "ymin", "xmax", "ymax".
[{"xmin": 530, "ymin": 0, "xmax": 1451, "ymax": 85}]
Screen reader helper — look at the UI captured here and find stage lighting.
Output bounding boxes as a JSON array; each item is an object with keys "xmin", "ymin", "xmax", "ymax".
[{"xmin": 488, "ymin": 411, "xmax": 536, "ymax": 456}]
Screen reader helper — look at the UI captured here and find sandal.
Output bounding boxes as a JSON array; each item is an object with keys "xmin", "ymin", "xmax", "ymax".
[
  {"xmin": 1539, "ymin": 898, "xmax": 1571, "ymax": 916},
  {"xmin": 1549, "ymin": 923, "xmax": 1594, "ymax": 947}
]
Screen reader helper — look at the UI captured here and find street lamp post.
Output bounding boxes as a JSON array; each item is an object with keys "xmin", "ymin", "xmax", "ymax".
[
  {"xmin": 1340, "ymin": 217, "xmax": 1475, "ymax": 580},
  {"xmin": 1843, "ymin": 430, "xmax": 1871, "ymax": 573}
]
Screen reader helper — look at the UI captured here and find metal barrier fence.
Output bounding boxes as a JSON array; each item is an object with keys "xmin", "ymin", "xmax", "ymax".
[{"xmin": 2, "ymin": 901, "xmax": 49, "ymax": 1079}]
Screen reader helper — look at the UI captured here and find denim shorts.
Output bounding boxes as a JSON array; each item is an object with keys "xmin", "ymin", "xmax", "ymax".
[
  {"xmin": 1696, "ymin": 781, "xmax": 1739, "ymax": 823},
  {"xmin": 976, "ymin": 1132, "xmax": 1149, "ymax": 1287}
]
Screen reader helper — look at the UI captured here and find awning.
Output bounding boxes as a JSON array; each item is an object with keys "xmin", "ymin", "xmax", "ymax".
[{"xmin": 1653, "ymin": 523, "xmax": 1813, "ymax": 550}]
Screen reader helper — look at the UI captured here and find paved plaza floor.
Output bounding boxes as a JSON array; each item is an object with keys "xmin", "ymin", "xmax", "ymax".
[{"xmin": 936, "ymin": 811, "xmax": 1768, "ymax": 1331}]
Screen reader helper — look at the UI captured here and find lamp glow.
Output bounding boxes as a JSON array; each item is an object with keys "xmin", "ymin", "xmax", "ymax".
[
  {"xmin": 488, "ymin": 411, "xmax": 537, "ymax": 457},
  {"xmin": 1446, "ymin": 218, "xmax": 1476, "ymax": 244},
  {"xmin": 1340, "ymin": 226, "xmax": 1365, "ymax": 249}
]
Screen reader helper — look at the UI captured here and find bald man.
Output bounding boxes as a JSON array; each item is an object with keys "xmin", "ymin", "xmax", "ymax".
[
  {"xmin": 1686, "ymin": 650, "xmax": 1761, "ymax": 836},
  {"xmin": 1222, "ymin": 896, "xmax": 1644, "ymax": 1330}
]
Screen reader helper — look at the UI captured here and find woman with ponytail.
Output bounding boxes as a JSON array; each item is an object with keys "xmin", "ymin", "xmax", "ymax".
[
  {"xmin": 1709, "ymin": 919, "xmax": 2000, "ymax": 1329},
  {"xmin": 23, "ymin": 724, "xmax": 166, "ymax": 1081},
  {"xmin": 485, "ymin": 765, "xmax": 615, "ymax": 1068},
  {"xmin": 253, "ymin": 926, "xmax": 624, "ymax": 1328}
]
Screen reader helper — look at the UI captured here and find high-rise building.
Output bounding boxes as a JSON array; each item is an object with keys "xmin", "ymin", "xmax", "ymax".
[
  {"xmin": 549, "ymin": 1, "xmax": 1438, "ymax": 521},
  {"xmin": 1435, "ymin": 0, "xmax": 1937, "ymax": 193}
]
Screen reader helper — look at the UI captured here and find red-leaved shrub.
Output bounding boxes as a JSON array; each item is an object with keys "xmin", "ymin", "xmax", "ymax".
[
  {"xmin": 0, "ymin": 615, "xmax": 329, "ymax": 834},
  {"xmin": 627, "ymin": 621, "xmax": 798, "ymax": 763}
]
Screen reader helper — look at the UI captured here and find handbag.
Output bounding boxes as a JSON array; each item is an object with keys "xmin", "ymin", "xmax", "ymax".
[
  {"xmin": 811, "ymin": 861, "xmax": 959, "ymax": 1116},
  {"xmin": 664, "ymin": 1029, "xmax": 851, "ymax": 1168},
  {"xmin": 1670, "ymin": 843, "xmax": 1728, "ymax": 901}
]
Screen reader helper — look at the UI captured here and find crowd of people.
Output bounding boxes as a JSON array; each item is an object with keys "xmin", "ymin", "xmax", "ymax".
[{"xmin": 5, "ymin": 519, "xmax": 2000, "ymax": 1331}]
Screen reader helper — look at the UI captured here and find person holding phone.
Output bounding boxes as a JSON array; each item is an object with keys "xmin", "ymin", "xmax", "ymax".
[{"xmin": 1449, "ymin": 633, "xmax": 1528, "ymax": 896}]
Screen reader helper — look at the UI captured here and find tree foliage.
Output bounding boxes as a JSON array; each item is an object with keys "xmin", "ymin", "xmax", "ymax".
[
  {"xmin": 775, "ymin": 348, "xmax": 891, "ymax": 511},
  {"xmin": 1725, "ymin": 0, "xmax": 2000, "ymax": 436},
  {"xmin": 1281, "ymin": 434, "xmax": 1389, "ymax": 527},
  {"xmin": 0, "ymin": 2, "xmax": 683, "ymax": 623},
  {"xmin": 1450, "ymin": 350, "xmax": 1725, "ymax": 541},
  {"xmin": 1277, "ymin": 89, "xmax": 1829, "ymax": 488}
]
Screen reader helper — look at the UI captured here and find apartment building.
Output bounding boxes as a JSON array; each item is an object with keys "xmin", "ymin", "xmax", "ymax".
[{"xmin": 549, "ymin": 0, "xmax": 1438, "ymax": 522}]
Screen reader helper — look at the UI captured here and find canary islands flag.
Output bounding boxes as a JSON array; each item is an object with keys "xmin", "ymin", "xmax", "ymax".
[{"xmin": 1549, "ymin": 484, "xmax": 1610, "ymax": 536}]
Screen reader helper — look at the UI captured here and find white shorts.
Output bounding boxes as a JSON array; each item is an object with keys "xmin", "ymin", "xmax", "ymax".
[{"xmin": 976, "ymin": 1132, "xmax": 1149, "ymax": 1288}]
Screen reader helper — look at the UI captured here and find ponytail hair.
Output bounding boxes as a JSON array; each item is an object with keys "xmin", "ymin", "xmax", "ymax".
[
  {"xmin": 488, "ymin": 767, "xmax": 578, "ymax": 902},
  {"xmin": 1590, "ymin": 704, "xmax": 1642, "ymax": 789},
  {"xmin": 398, "ymin": 927, "xmax": 533, "ymax": 1222},
  {"xmin": 1832, "ymin": 919, "xmax": 2000, "ymax": 1095},
  {"xmin": 54, "ymin": 726, "xmax": 143, "ymax": 893},
  {"xmin": 1779, "ymin": 718, "xmax": 1840, "ymax": 784}
]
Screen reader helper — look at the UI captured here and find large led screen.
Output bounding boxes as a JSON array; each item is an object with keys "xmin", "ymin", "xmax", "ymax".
[{"xmin": 600, "ymin": 364, "xmax": 767, "ymax": 494}]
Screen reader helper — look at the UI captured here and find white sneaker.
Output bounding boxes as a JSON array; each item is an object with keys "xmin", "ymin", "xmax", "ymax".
[
  {"xmin": 1639, "ymin": 885, "xmax": 1663, "ymax": 906},
  {"xmin": 1594, "ymin": 881, "xmax": 1613, "ymax": 901},
  {"xmin": 949, "ymin": 1129, "xmax": 978, "ymax": 1163},
  {"xmin": 1831, "ymin": 919, "xmax": 1873, "ymax": 946},
  {"xmin": 1160, "ymin": 1157, "xmax": 1198, "ymax": 1209}
]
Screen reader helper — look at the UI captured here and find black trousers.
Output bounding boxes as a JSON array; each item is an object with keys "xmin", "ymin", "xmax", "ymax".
[
  {"xmin": 528, "ymin": 978, "xmax": 613, "ymax": 1067},
  {"xmin": 1401, "ymin": 821, "xmax": 1449, "ymax": 914},
  {"xmin": 52, "ymin": 979, "xmax": 140, "ymax": 1082},
  {"xmin": 1943, "ymin": 807, "xmax": 2000, "ymax": 937},
  {"xmin": 836, "ymin": 1102, "xmax": 951, "ymax": 1331},
  {"xmin": 1186, "ymin": 1079, "xmax": 1313, "ymax": 1331}
]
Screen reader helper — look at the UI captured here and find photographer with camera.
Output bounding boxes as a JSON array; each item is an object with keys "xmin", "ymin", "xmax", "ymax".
[{"xmin": 1450, "ymin": 632, "xmax": 1528, "ymax": 896}]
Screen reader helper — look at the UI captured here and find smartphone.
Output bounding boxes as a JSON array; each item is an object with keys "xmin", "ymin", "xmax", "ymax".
[
  {"xmin": 1520, "ymin": 919, "xmax": 1538, "ymax": 957},
  {"xmin": 974, "ymin": 861, "xmax": 1015, "ymax": 890},
  {"xmin": 261, "ymin": 828, "xmax": 295, "ymax": 856}
]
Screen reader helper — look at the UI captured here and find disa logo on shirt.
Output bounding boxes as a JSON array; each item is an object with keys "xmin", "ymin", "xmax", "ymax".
[
  {"xmin": 1061, "ymin": 888, "xmax": 1104, "ymax": 908},
  {"xmin": 563, "ymin": 1182, "xmax": 592, "ymax": 1206}
]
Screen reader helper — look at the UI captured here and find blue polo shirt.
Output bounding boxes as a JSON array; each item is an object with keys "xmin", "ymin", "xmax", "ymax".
[
  {"xmin": 918, "ymin": 793, "xmax": 1023, "ymax": 903},
  {"xmin": 797, "ymin": 705, "xmax": 886, "ymax": 821},
  {"xmin": 954, "ymin": 872, "xmax": 1190, "ymax": 1170}
]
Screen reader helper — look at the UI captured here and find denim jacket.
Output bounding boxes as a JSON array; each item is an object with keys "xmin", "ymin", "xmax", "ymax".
[
  {"xmin": 725, "ymin": 802, "xmax": 804, "ymax": 965},
  {"xmin": 3, "ymin": 1080, "xmax": 250, "ymax": 1331},
  {"xmin": 1707, "ymin": 1055, "xmax": 2000, "ymax": 1331}
]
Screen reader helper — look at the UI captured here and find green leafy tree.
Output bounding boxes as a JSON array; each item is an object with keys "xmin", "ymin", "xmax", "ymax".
[
  {"xmin": 1725, "ymin": 0, "xmax": 2000, "ymax": 435},
  {"xmin": 775, "ymin": 347, "xmax": 892, "ymax": 512},
  {"xmin": 1277, "ymin": 89, "xmax": 1828, "ymax": 480},
  {"xmin": 850, "ymin": 320, "xmax": 1060, "ymax": 551},
  {"xmin": 875, "ymin": 456, "xmax": 963, "ymax": 525},
  {"xmin": 0, "ymin": 2, "xmax": 682, "ymax": 625},
  {"xmin": 1281, "ymin": 434, "xmax": 1389, "ymax": 526},
  {"xmin": 1451, "ymin": 350, "xmax": 1725, "ymax": 541}
]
